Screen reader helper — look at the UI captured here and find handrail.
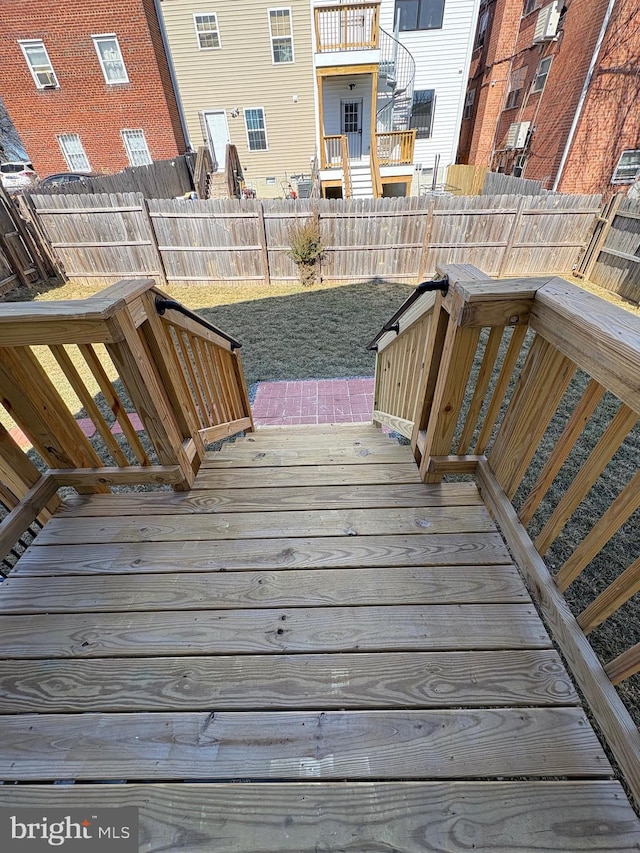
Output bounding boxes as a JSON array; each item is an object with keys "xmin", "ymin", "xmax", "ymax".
[
  {"xmin": 341, "ymin": 135, "xmax": 352, "ymax": 198},
  {"xmin": 371, "ymin": 262, "xmax": 640, "ymax": 805},
  {"xmin": 368, "ymin": 277, "xmax": 448, "ymax": 350},
  {"xmin": 155, "ymin": 297, "xmax": 242, "ymax": 350}
]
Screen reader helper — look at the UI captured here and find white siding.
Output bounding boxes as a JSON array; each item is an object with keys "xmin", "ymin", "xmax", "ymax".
[{"xmin": 379, "ymin": 0, "xmax": 480, "ymax": 176}]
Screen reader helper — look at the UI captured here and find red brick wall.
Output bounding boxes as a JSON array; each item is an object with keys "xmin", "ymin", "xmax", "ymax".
[
  {"xmin": 0, "ymin": 0, "xmax": 186, "ymax": 177},
  {"xmin": 461, "ymin": 0, "xmax": 639, "ymax": 195}
]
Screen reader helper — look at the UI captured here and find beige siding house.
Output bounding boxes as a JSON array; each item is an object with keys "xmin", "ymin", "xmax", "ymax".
[{"xmin": 159, "ymin": 0, "xmax": 317, "ymax": 198}]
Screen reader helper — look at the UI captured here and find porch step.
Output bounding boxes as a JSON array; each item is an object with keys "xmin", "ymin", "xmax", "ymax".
[{"xmin": 350, "ymin": 162, "xmax": 374, "ymax": 198}]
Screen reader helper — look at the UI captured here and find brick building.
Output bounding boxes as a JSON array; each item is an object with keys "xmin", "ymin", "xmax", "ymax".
[
  {"xmin": 0, "ymin": 0, "xmax": 187, "ymax": 177},
  {"xmin": 457, "ymin": 0, "xmax": 640, "ymax": 195}
]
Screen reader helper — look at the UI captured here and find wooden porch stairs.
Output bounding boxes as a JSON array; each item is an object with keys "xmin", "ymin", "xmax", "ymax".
[{"xmin": 0, "ymin": 423, "xmax": 638, "ymax": 850}]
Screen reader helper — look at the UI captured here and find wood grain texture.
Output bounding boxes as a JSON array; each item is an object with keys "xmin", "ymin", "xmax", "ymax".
[
  {"xmin": 59, "ymin": 482, "xmax": 483, "ymax": 517},
  {"xmin": 193, "ymin": 462, "xmax": 423, "ymax": 488},
  {"xmin": 203, "ymin": 443, "xmax": 414, "ymax": 467},
  {"xmin": 0, "ymin": 565, "xmax": 528, "ymax": 614},
  {"xmin": 0, "ymin": 604, "xmax": 550, "ymax": 658},
  {"xmin": 15, "ymin": 533, "xmax": 512, "ymax": 576},
  {"xmin": 35, "ymin": 505, "xmax": 496, "ymax": 545},
  {"xmin": 0, "ymin": 651, "xmax": 577, "ymax": 713},
  {"xmin": 0, "ymin": 781, "xmax": 636, "ymax": 851},
  {"xmin": 0, "ymin": 709, "xmax": 608, "ymax": 781}
]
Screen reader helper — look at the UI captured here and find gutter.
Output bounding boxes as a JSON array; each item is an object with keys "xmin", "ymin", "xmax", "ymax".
[
  {"xmin": 552, "ymin": 0, "xmax": 617, "ymax": 191},
  {"xmin": 152, "ymin": 0, "xmax": 192, "ymax": 151}
]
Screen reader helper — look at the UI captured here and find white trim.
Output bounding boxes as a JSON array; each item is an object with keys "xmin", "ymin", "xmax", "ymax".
[
  {"xmin": 121, "ymin": 129, "xmax": 152, "ymax": 166},
  {"xmin": 19, "ymin": 39, "xmax": 59, "ymax": 89},
  {"xmin": 57, "ymin": 133, "xmax": 91, "ymax": 172},
  {"xmin": 243, "ymin": 107, "xmax": 268, "ymax": 152},
  {"xmin": 268, "ymin": 7, "xmax": 294, "ymax": 64},
  {"xmin": 92, "ymin": 34, "xmax": 129, "ymax": 84},
  {"xmin": 193, "ymin": 13, "xmax": 222, "ymax": 50}
]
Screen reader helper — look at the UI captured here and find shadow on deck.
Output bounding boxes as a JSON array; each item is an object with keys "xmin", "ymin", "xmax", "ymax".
[{"xmin": 0, "ymin": 424, "xmax": 638, "ymax": 850}]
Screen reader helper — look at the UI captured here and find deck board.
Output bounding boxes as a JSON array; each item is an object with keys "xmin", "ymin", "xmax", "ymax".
[
  {"xmin": 0, "ymin": 564, "xmax": 528, "ymax": 613},
  {"xmin": 1, "ymin": 422, "xmax": 638, "ymax": 848},
  {"xmin": 0, "ymin": 604, "xmax": 550, "ymax": 658},
  {"xmin": 0, "ymin": 709, "xmax": 609, "ymax": 781},
  {"xmin": 0, "ymin": 651, "xmax": 578, "ymax": 713},
  {"xmin": 59, "ymin": 482, "xmax": 482, "ymax": 516},
  {"xmin": 0, "ymin": 782, "xmax": 637, "ymax": 852}
]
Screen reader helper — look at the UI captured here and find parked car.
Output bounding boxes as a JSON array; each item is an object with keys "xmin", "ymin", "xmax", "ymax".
[
  {"xmin": 38, "ymin": 172, "xmax": 97, "ymax": 189},
  {"xmin": 0, "ymin": 161, "xmax": 38, "ymax": 192}
]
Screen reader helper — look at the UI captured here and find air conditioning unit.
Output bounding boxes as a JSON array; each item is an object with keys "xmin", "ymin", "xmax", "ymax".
[
  {"xmin": 506, "ymin": 121, "xmax": 531, "ymax": 150},
  {"xmin": 533, "ymin": 1, "xmax": 561, "ymax": 43}
]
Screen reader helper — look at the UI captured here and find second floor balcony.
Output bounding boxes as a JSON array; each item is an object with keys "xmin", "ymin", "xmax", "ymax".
[{"xmin": 314, "ymin": 2, "xmax": 380, "ymax": 54}]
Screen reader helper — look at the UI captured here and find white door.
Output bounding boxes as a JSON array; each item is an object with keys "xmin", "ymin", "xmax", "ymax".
[{"xmin": 204, "ymin": 111, "xmax": 230, "ymax": 172}]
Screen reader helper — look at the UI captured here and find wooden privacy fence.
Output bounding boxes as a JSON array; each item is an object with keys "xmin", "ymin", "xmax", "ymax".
[
  {"xmin": 30, "ymin": 192, "xmax": 601, "ymax": 286},
  {"xmin": 0, "ymin": 185, "xmax": 59, "ymax": 294},
  {"xmin": 371, "ymin": 261, "xmax": 640, "ymax": 805},
  {"xmin": 577, "ymin": 194, "xmax": 640, "ymax": 302}
]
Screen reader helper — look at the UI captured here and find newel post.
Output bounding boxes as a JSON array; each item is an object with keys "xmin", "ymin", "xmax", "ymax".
[{"xmin": 417, "ymin": 265, "xmax": 544, "ymax": 484}]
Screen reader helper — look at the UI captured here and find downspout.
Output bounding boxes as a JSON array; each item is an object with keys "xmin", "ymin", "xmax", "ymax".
[
  {"xmin": 552, "ymin": 0, "xmax": 616, "ymax": 191},
  {"xmin": 153, "ymin": 0, "xmax": 192, "ymax": 151}
]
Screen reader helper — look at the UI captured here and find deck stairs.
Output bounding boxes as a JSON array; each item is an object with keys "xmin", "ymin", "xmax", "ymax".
[
  {"xmin": 0, "ymin": 422, "xmax": 638, "ymax": 849},
  {"xmin": 349, "ymin": 159, "xmax": 374, "ymax": 198}
]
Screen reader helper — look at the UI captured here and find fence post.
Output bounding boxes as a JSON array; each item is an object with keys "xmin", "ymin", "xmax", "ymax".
[
  {"xmin": 417, "ymin": 197, "xmax": 436, "ymax": 281},
  {"xmin": 256, "ymin": 201, "xmax": 271, "ymax": 285},
  {"xmin": 497, "ymin": 195, "xmax": 526, "ymax": 277},
  {"xmin": 142, "ymin": 197, "xmax": 169, "ymax": 289}
]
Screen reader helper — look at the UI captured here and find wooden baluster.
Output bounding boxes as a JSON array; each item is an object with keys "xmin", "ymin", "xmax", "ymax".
[
  {"xmin": 519, "ymin": 378, "xmax": 606, "ymax": 527},
  {"xmin": 556, "ymin": 469, "xmax": 640, "ymax": 592},
  {"xmin": 578, "ymin": 555, "xmax": 640, "ymax": 635},
  {"xmin": 535, "ymin": 404, "xmax": 637, "ymax": 555},
  {"xmin": 456, "ymin": 326, "xmax": 504, "ymax": 454},
  {"xmin": 605, "ymin": 642, "xmax": 640, "ymax": 686},
  {"xmin": 0, "ymin": 422, "xmax": 59, "ymax": 519},
  {"xmin": 488, "ymin": 335, "xmax": 575, "ymax": 500}
]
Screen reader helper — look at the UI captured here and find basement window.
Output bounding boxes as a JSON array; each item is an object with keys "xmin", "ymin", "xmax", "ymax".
[
  {"xmin": 57, "ymin": 134, "xmax": 91, "ymax": 172},
  {"xmin": 611, "ymin": 149, "xmax": 640, "ymax": 184},
  {"xmin": 93, "ymin": 34, "xmax": 129, "ymax": 84},
  {"xmin": 19, "ymin": 40, "xmax": 59, "ymax": 89}
]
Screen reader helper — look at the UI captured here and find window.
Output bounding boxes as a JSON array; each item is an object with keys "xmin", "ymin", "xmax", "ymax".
[
  {"xmin": 612, "ymin": 149, "xmax": 640, "ymax": 184},
  {"xmin": 475, "ymin": 9, "xmax": 489, "ymax": 47},
  {"xmin": 244, "ymin": 108, "xmax": 268, "ymax": 151},
  {"xmin": 93, "ymin": 35, "xmax": 128, "ymax": 84},
  {"xmin": 19, "ymin": 40, "xmax": 58, "ymax": 88},
  {"xmin": 395, "ymin": 0, "xmax": 445, "ymax": 32},
  {"xmin": 409, "ymin": 90, "xmax": 435, "ymax": 139},
  {"xmin": 268, "ymin": 8, "xmax": 294, "ymax": 63},
  {"xmin": 506, "ymin": 65, "xmax": 527, "ymax": 109},
  {"xmin": 194, "ymin": 14, "xmax": 221, "ymax": 49},
  {"xmin": 122, "ymin": 129, "xmax": 152, "ymax": 166},
  {"xmin": 57, "ymin": 134, "xmax": 91, "ymax": 171},
  {"xmin": 463, "ymin": 88, "xmax": 475, "ymax": 120},
  {"xmin": 532, "ymin": 56, "xmax": 552, "ymax": 92},
  {"xmin": 523, "ymin": 0, "xmax": 540, "ymax": 14}
]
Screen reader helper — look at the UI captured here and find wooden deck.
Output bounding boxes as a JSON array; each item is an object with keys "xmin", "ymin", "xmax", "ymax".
[{"xmin": 0, "ymin": 423, "xmax": 639, "ymax": 850}]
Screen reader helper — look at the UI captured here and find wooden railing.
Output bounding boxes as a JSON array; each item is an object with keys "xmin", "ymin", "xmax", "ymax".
[
  {"xmin": 0, "ymin": 278, "xmax": 253, "ymax": 570},
  {"xmin": 375, "ymin": 130, "xmax": 416, "ymax": 166},
  {"xmin": 314, "ymin": 2, "xmax": 380, "ymax": 52},
  {"xmin": 371, "ymin": 262, "xmax": 640, "ymax": 804},
  {"xmin": 321, "ymin": 135, "xmax": 352, "ymax": 197}
]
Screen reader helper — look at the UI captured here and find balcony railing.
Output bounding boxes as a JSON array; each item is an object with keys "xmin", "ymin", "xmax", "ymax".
[
  {"xmin": 314, "ymin": 2, "xmax": 380, "ymax": 52},
  {"xmin": 375, "ymin": 129, "xmax": 416, "ymax": 166}
]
